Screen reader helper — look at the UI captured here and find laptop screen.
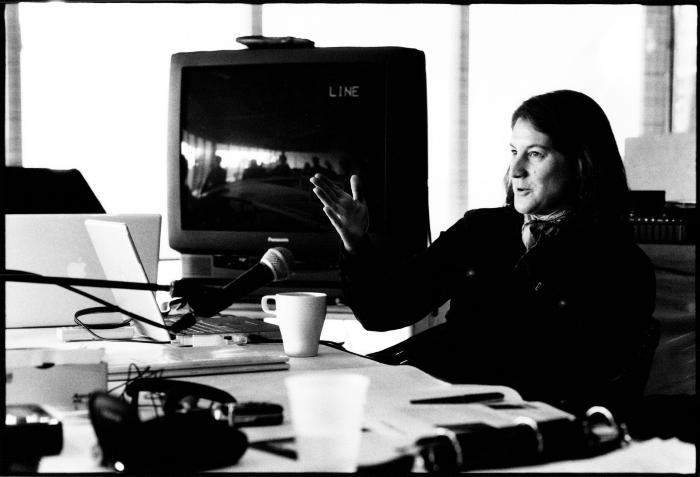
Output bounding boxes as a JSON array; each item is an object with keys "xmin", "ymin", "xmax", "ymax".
[{"xmin": 85, "ymin": 219, "xmax": 171, "ymax": 343}]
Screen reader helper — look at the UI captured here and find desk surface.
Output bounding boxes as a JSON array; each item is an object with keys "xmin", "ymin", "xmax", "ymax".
[{"xmin": 5, "ymin": 329, "xmax": 696, "ymax": 473}]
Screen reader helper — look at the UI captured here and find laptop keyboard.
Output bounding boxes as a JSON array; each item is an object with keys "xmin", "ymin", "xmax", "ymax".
[
  {"xmin": 164, "ymin": 313, "xmax": 280, "ymax": 339},
  {"xmin": 182, "ymin": 320, "xmax": 235, "ymax": 335}
]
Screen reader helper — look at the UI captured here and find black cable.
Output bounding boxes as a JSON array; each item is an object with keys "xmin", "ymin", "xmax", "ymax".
[
  {"xmin": 74, "ymin": 306, "xmax": 131, "ymax": 329},
  {"xmin": 73, "ymin": 310, "xmax": 169, "ymax": 345},
  {"xmin": 70, "ymin": 302, "xmax": 172, "ymax": 345},
  {"xmin": 72, "ymin": 301, "xmax": 170, "ymax": 335},
  {"xmin": 108, "ymin": 364, "xmax": 165, "ymax": 396},
  {"xmin": 1, "ymin": 269, "xmax": 170, "ymax": 292}
]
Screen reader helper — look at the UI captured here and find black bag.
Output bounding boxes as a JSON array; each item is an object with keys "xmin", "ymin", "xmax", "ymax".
[{"xmin": 88, "ymin": 390, "xmax": 248, "ymax": 473}]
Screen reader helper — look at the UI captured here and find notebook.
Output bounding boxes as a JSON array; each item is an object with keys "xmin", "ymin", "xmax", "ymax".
[
  {"xmin": 84, "ymin": 219, "xmax": 282, "ymax": 344},
  {"xmin": 5, "ymin": 213, "xmax": 161, "ymax": 328}
]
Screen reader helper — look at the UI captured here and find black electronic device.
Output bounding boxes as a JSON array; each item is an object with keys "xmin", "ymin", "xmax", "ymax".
[
  {"xmin": 89, "ymin": 377, "xmax": 267, "ymax": 473},
  {"xmin": 3, "ymin": 404, "xmax": 63, "ymax": 473},
  {"xmin": 122, "ymin": 377, "xmax": 284, "ymax": 427},
  {"xmin": 166, "ymin": 43, "xmax": 429, "ymax": 300},
  {"xmin": 236, "ymin": 35, "xmax": 315, "ymax": 49},
  {"xmin": 628, "ymin": 191, "xmax": 696, "ymax": 244}
]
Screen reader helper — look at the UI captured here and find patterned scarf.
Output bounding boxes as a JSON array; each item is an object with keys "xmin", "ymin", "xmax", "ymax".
[{"xmin": 521, "ymin": 209, "xmax": 571, "ymax": 251}]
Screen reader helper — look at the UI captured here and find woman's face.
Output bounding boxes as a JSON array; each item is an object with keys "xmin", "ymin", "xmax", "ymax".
[{"xmin": 509, "ymin": 118, "xmax": 575, "ymax": 216}]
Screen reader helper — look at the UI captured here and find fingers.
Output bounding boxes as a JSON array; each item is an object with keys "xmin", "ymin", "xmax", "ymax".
[
  {"xmin": 323, "ymin": 206, "xmax": 351, "ymax": 246},
  {"xmin": 311, "ymin": 173, "xmax": 354, "ymax": 202},
  {"xmin": 311, "ymin": 183, "xmax": 336, "ymax": 211},
  {"xmin": 350, "ymin": 174, "xmax": 364, "ymax": 203},
  {"xmin": 310, "ymin": 173, "xmax": 339, "ymax": 200},
  {"xmin": 323, "ymin": 206, "xmax": 342, "ymax": 230},
  {"xmin": 323, "ymin": 206, "xmax": 357, "ymax": 253},
  {"xmin": 310, "ymin": 173, "xmax": 366, "ymax": 242}
]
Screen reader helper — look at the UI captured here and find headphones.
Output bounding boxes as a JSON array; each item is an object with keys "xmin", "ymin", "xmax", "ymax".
[{"xmin": 88, "ymin": 379, "xmax": 250, "ymax": 473}]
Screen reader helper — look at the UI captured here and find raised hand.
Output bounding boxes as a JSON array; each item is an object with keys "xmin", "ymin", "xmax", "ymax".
[{"xmin": 310, "ymin": 173, "xmax": 369, "ymax": 253}]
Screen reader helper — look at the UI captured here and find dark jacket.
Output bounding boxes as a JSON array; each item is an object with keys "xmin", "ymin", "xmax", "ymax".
[{"xmin": 341, "ymin": 206, "xmax": 657, "ymax": 416}]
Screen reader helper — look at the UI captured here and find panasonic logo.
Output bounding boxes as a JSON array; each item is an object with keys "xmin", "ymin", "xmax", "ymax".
[{"xmin": 267, "ymin": 237, "xmax": 290, "ymax": 243}]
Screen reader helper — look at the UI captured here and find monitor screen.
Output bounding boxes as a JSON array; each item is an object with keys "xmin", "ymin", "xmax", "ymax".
[{"xmin": 179, "ymin": 62, "xmax": 385, "ymax": 234}]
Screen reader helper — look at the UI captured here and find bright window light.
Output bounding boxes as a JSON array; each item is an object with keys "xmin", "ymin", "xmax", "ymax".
[{"xmin": 18, "ymin": 2, "xmax": 254, "ymax": 257}]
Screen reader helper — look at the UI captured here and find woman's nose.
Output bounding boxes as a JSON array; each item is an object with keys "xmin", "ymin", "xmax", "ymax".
[{"xmin": 509, "ymin": 153, "xmax": 527, "ymax": 178}]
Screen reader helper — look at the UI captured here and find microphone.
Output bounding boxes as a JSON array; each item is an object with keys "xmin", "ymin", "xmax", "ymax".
[{"xmin": 169, "ymin": 247, "xmax": 294, "ymax": 317}]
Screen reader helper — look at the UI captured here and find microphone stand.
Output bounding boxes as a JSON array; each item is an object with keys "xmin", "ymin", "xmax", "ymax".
[{"xmin": 1, "ymin": 272, "xmax": 171, "ymax": 292}]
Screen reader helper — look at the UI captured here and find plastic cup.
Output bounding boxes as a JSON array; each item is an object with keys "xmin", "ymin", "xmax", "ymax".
[
  {"xmin": 285, "ymin": 373, "xmax": 370, "ymax": 472},
  {"xmin": 261, "ymin": 292, "xmax": 326, "ymax": 357}
]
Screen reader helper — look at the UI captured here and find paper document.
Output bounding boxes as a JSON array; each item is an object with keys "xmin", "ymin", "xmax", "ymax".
[{"xmin": 106, "ymin": 345, "xmax": 290, "ymax": 380}]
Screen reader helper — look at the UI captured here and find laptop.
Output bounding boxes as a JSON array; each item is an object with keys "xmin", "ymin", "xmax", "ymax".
[
  {"xmin": 5, "ymin": 214, "xmax": 161, "ymax": 328},
  {"xmin": 84, "ymin": 219, "xmax": 281, "ymax": 344}
]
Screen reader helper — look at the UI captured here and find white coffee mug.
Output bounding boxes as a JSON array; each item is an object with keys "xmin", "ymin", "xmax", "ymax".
[{"xmin": 261, "ymin": 292, "xmax": 327, "ymax": 357}]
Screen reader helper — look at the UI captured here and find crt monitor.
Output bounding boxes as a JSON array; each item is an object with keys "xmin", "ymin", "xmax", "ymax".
[{"xmin": 167, "ymin": 45, "xmax": 429, "ymax": 300}]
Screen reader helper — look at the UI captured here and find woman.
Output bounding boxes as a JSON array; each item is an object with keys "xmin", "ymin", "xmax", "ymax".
[{"xmin": 310, "ymin": 90, "xmax": 656, "ymax": 418}]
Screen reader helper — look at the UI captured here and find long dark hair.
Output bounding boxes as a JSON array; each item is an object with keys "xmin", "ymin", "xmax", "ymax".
[{"xmin": 505, "ymin": 90, "xmax": 630, "ymax": 228}]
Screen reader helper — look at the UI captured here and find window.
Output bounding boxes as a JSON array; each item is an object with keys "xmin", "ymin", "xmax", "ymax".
[
  {"xmin": 13, "ymin": 2, "xmax": 254, "ymax": 257},
  {"xmin": 672, "ymin": 5, "xmax": 697, "ymax": 134}
]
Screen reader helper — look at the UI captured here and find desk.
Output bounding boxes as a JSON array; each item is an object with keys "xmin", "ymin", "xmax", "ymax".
[
  {"xmin": 5, "ymin": 329, "xmax": 696, "ymax": 473},
  {"xmin": 229, "ymin": 302, "xmax": 413, "ymax": 356}
]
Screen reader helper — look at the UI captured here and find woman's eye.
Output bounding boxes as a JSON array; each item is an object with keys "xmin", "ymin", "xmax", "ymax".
[
  {"xmin": 528, "ymin": 150, "xmax": 544, "ymax": 159},
  {"xmin": 510, "ymin": 149, "xmax": 517, "ymax": 156}
]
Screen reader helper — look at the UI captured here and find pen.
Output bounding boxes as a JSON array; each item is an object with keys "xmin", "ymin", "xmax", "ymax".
[{"xmin": 410, "ymin": 391, "xmax": 504, "ymax": 405}]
